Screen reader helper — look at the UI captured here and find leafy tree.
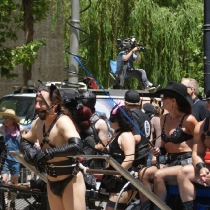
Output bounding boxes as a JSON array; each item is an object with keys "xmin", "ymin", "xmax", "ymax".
[
  {"xmin": 77, "ymin": 0, "xmax": 204, "ymax": 89},
  {"xmin": 0, "ymin": 0, "xmax": 50, "ymax": 85},
  {"xmin": 3, "ymin": 0, "xmax": 203, "ymax": 89}
]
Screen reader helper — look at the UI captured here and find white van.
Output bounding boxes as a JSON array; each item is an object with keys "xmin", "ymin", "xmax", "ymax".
[{"xmin": 0, "ymin": 88, "xmax": 157, "ymax": 128}]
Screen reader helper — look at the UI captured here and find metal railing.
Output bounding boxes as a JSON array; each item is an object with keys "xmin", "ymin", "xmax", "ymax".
[{"xmin": 10, "ymin": 152, "xmax": 171, "ymax": 210}]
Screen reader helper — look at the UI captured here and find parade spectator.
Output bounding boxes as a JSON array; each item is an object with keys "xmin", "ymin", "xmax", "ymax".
[
  {"xmin": 0, "ymin": 108, "xmax": 25, "ymax": 209},
  {"xmin": 181, "ymin": 78, "xmax": 209, "ymax": 121}
]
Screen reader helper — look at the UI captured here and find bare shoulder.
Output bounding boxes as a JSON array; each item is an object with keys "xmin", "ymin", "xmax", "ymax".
[
  {"xmin": 57, "ymin": 115, "xmax": 74, "ymax": 125},
  {"xmin": 184, "ymin": 114, "xmax": 197, "ymax": 124},
  {"xmin": 32, "ymin": 118, "xmax": 43, "ymax": 129},
  {"xmin": 151, "ymin": 116, "xmax": 160, "ymax": 124},
  {"xmin": 96, "ymin": 118, "xmax": 107, "ymax": 126},
  {"xmin": 56, "ymin": 115, "xmax": 79, "ymax": 138},
  {"xmin": 95, "ymin": 118, "xmax": 107, "ymax": 129},
  {"xmin": 120, "ymin": 131, "xmax": 135, "ymax": 142}
]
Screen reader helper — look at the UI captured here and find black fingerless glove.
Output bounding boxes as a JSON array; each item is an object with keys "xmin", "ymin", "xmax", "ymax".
[{"xmin": 45, "ymin": 137, "xmax": 82, "ymax": 158}]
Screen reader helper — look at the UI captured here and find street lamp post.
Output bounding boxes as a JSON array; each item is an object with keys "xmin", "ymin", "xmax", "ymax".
[
  {"xmin": 204, "ymin": 0, "xmax": 210, "ymax": 93},
  {"xmin": 68, "ymin": 0, "xmax": 80, "ymax": 85}
]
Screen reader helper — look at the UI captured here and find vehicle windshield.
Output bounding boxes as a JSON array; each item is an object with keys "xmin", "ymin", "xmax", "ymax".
[{"xmin": 0, "ymin": 96, "xmax": 35, "ymax": 126}]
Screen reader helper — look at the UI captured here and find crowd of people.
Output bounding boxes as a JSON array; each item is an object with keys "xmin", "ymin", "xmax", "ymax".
[{"xmin": 0, "ymin": 77, "xmax": 210, "ymax": 210}]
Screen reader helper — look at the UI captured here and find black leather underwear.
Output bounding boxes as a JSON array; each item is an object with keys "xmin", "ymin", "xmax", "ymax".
[{"xmin": 48, "ymin": 175, "xmax": 74, "ymax": 195}]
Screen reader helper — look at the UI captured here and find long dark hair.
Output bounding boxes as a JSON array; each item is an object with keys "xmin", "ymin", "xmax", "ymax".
[
  {"xmin": 176, "ymin": 98, "xmax": 192, "ymax": 114},
  {"xmin": 110, "ymin": 105, "xmax": 133, "ymax": 132}
]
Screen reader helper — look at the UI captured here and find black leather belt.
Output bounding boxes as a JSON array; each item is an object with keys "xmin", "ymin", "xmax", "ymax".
[
  {"xmin": 46, "ymin": 159, "xmax": 79, "ymax": 177},
  {"xmin": 167, "ymin": 152, "xmax": 192, "ymax": 161}
]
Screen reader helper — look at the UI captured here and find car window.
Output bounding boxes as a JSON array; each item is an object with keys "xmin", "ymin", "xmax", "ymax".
[
  {"xmin": 95, "ymin": 97, "xmax": 124, "ymax": 118},
  {"xmin": 0, "ymin": 96, "xmax": 35, "ymax": 126}
]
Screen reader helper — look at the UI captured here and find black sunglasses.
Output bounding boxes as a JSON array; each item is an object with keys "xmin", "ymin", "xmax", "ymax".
[{"xmin": 1, "ymin": 117, "xmax": 12, "ymax": 120}]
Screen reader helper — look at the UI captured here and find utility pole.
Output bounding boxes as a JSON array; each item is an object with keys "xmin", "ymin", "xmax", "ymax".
[
  {"xmin": 204, "ymin": 0, "xmax": 210, "ymax": 92},
  {"xmin": 68, "ymin": 0, "xmax": 80, "ymax": 85}
]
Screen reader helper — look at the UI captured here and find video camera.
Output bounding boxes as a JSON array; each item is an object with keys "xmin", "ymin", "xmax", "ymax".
[{"xmin": 116, "ymin": 36, "xmax": 146, "ymax": 52}]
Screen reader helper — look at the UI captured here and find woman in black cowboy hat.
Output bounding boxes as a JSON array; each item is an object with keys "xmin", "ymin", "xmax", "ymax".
[{"xmin": 138, "ymin": 81, "xmax": 198, "ymax": 210}]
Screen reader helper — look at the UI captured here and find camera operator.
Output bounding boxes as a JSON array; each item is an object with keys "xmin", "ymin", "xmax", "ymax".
[{"xmin": 115, "ymin": 45, "xmax": 158, "ymax": 90}]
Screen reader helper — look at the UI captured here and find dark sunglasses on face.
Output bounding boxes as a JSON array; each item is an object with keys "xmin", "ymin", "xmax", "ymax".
[{"xmin": 1, "ymin": 117, "xmax": 12, "ymax": 120}]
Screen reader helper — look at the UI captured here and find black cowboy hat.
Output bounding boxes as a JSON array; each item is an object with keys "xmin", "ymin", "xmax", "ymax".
[{"xmin": 154, "ymin": 81, "xmax": 193, "ymax": 107}]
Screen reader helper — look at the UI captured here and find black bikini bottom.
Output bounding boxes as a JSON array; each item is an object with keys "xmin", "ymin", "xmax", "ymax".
[{"xmin": 48, "ymin": 175, "xmax": 74, "ymax": 196}]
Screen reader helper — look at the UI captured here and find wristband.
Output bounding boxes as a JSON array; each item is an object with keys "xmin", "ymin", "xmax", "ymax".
[
  {"xmin": 159, "ymin": 147, "xmax": 167, "ymax": 155},
  {"xmin": 196, "ymin": 162, "xmax": 206, "ymax": 171}
]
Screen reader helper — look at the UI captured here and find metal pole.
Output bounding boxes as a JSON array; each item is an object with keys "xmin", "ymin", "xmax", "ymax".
[
  {"xmin": 9, "ymin": 152, "xmax": 47, "ymax": 183},
  {"xmin": 11, "ymin": 151, "xmax": 171, "ymax": 210},
  {"xmin": 204, "ymin": 0, "xmax": 210, "ymax": 92},
  {"xmin": 106, "ymin": 157, "xmax": 171, "ymax": 210},
  {"xmin": 70, "ymin": 155, "xmax": 171, "ymax": 210},
  {"xmin": 68, "ymin": 0, "xmax": 80, "ymax": 85}
]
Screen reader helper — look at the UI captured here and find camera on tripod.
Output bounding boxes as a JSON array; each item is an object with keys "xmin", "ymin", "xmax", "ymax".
[{"xmin": 116, "ymin": 36, "xmax": 146, "ymax": 52}]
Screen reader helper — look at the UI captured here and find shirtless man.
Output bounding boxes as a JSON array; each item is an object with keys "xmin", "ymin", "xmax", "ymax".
[
  {"xmin": 20, "ymin": 84, "xmax": 86, "ymax": 210},
  {"xmin": 177, "ymin": 89, "xmax": 210, "ymax": 210}
]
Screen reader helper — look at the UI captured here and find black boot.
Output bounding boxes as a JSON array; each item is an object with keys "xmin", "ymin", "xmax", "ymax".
[{"xmin": 182, "ymin": 200, "xmax": 196, "ymax": 210}]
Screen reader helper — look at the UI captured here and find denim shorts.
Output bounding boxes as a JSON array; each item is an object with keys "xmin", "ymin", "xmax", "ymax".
[{"xmin": 1, "ymin": 159, "xmax": 21, "ymax": 176}]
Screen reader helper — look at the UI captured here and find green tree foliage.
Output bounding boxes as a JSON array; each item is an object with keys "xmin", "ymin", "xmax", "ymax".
[
  {"xmin": 76, "ymin": 0, "xmax": 203, "ymax": 89},
  {"xmin": 0, "ymin": 0, "xmax": 50, "ymax": 79}
]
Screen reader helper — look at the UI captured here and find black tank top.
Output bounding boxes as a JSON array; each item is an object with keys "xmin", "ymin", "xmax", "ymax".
[
  {"xmin": 161, "ymin": 114, "xmax": 193, "ymax": 144},
  {"xmin": 109, "ymin": 132, "xmax": 124, "ymax": 164}
]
